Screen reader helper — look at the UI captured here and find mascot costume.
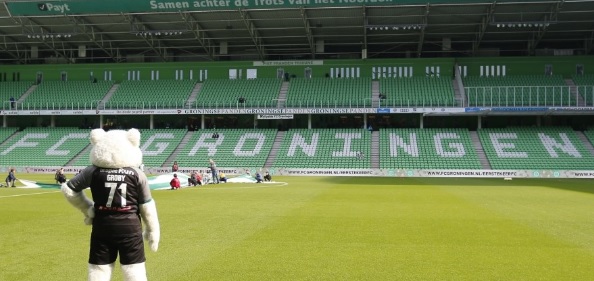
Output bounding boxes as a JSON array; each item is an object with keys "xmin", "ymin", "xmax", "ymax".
[{"xmin": 61, "ymin": 128, "xmax": 160, "ymax": 281}]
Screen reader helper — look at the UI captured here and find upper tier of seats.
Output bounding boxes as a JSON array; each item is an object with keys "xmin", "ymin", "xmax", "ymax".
[
  {"xmin": 463, "ymin": 75, "xmax": 574, "ymax": 107},
  {"xmin": 572, "ymin": 75, "xmax": 594, "ymax": 106},
  {"xmin": 478, "ymin": 127, "xmax": 594, "ymax": 170},
  {"xmin": 70, "ymin": 129, "xmax": 186, "ymax": 167},
  {"xmin": 0, "ymin": 127, "xmax": 89, "ymax": 166},
  {"xmin": 195, "ymin": 79, "xmax": 281, "ymax": 108},
  {"xmin": 286, "ymin": 78, "xmax": 372, "ymax": 108},
  {"xmin": 0, "ymin": 82, "xmax": 32, "ymax": 110},
  {"xmin": 380, "ymin": 128, "xmax": 482, "ymax": 169},
  {"xmin": 106, "ymin": 80, "xmax": 196, "ymax": 109},
  {"xmin": 273, "ymin": 129, "xmax": 371, "ymax": 168},
  {"xmin": 174, "ymin": 129, "xmax": 276, "ymax": 168},
  {"xmin": 22, "ymin": 81, "xmax": 113, "ymax": 109},
  {"xmin": 379, "ymin": 77, "xmax": 455, "ymax": 107},
  {"xmin": 5, "ymin": 74, "xmax": 594, "ymax": 110}
]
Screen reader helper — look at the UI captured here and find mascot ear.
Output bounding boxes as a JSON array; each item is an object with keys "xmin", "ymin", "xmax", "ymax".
[
  {"xmin": 127, "ymin": 129, "xmax": 141, "ymax": 148},
  {"xmin": 90, "ymin": 129, "xmax": 106, "ymax": 145}
]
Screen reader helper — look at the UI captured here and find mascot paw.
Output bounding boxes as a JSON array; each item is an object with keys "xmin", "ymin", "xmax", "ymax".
[
  {"xmin": 84, "ymin": 216, "xmax": 93, "ymax": 225},
  {"xmin": 143, "ymin": 231, "xmax": 160, "ymax": 252},
  {"xmin": 83, "ymin": 206, "xmax": 95, "ymax": 225}
]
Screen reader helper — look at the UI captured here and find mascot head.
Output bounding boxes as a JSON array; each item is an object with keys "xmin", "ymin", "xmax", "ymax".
[{"xmin": 89, "ymin": 128, "xmax": 142, "ymax": 169}]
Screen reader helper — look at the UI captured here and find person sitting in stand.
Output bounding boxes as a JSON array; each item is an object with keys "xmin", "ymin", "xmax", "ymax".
[
  {"xmin": 170, "ymin": 173, "xmax": 181, "ymax": 190},
  {"xmin": 263, "ymin": 172, "xmax": 272, "ymax": 182},
  {"xmin": 219, "ymin": 172, "xmax": 227, "ymax": 183}
]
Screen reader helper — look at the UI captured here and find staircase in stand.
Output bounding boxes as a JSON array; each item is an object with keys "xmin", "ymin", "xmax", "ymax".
[
  {"xmin": 371, "ymin": 80, "xmax": 380, "ymax": 108},
  {"xmin": 164, "ymin": 131, "xmax": 194, "ymax": 167},
  {"xmin": 98, "ymin": 83, "xmax": 119, "ymax": 109},
  {"xmin": 264, "ymin": 131, "xmax": 285, "ymax": 167},
  {"xmin": 277, "ymin": 81, "xmax": 289, "ymax": 108},
  {"xmin": 66, "ymin": 144, "xmax": 92, "ymax": 166},
  {"xmin": 16, "ymin": 84, "xmax": 38, "ymax": 104},
  {"xmin": 470, "ymin": 131, "xmax": 491, "ymax": 169},
  {"xmin": 186, "ymin": 83, "xmax": 202, "ymax": 108},
  {"xmin": 576, "ymin": 131, "xmax": 594, "ymax": 156},
  {"xmin": 565, "ymin": 79, "xmax": 584, "ymax": 106},
  {"xmin": 370, "ymin": 131, "xmax": 380, "ymax": 169}
]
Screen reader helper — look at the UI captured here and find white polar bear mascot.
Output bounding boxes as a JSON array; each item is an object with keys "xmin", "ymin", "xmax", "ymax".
[{"xmin": 61, "ymin": 128, "xmax": 160, "ymax": 281}]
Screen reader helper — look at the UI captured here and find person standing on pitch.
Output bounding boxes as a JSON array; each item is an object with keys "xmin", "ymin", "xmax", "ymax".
[{"xmin": 208, "ymin": 159, "xmax": 219, "ymax": 184}]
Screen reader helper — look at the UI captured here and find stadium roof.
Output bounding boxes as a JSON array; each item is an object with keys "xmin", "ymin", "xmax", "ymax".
[{"xmin": 0, "ymin": 0, "xmax": 593, "ymax": 63}]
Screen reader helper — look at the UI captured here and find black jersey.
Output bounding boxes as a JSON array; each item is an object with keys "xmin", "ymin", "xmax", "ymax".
[{"xmin": 67, "ymin": 165, "xmax": 152, "ymax": 237}]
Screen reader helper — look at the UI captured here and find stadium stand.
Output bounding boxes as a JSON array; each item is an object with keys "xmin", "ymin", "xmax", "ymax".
[
  {"xmin": 22, "ymin": 81, "xmax": 112, "ymax": 109},
  {"xmin": 0, "ymin": 127, "xmax": 19, "ymax": 144},
  {"xmin": 478, "ymin": 127, "xmax": 594, "ymax": 170},
  {"xmin": 378, "ymin": 77, "xmax": 456, "ymax": 107},
  {"xmin": 70, "ymin": 129, "xmax": 186, "ymax": 167},
  {"xmin": 0, "ymin": 81, "xmax": 34, "ymax": 110},
  {"xmin": 584, "ymin": 128, "xmax": 594, "ymax": 147},
  {"xmin": 464, "ymin": 75, "xmax": 574, "ymax": 107},
  {"xmin": 195, "ymin": 78, "xmax": 281, "ymax": 108},
  {"xmin": 105, "ymin": 80, "xmax": 195, "ymax": 109},
  {"xmin": 0, "ymin": 127, "xmax": 89, "ymax": 166},
  {"xmin": 572, "ymin": 75, "xmax": 594, "ymax": 106},
  {"xmin": 285, "ymin": 78, "xmax": 372, "ymax": 108},
  {"xmin": 273, "ymin": 129, "xmax": 371, "ymax": 168},
  {"xmin": 379, "ymin": 128, "xmax": 481, "ymax": 169},
  {"xmin": 174, "ymin": 129, "xmax": 276, "ymax": 168}
]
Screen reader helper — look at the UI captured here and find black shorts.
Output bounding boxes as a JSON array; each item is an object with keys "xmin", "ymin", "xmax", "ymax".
[{"xmin": 89, "ymin": 233, "xmax": 145, "ymax": 265}]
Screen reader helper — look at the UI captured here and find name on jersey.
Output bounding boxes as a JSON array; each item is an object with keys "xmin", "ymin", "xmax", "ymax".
[
  {"xmin": 100, "ymin": 168, "xmax": 135, "ymax": 175},
  {"xmin": 107, "ymin": 175, "xmax": 126, "ymax": 182}
]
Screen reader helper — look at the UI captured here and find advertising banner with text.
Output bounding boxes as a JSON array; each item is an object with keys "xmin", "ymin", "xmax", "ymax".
[
  {"xmin": 11, "ymin": 167, "xmax": 594, "ymax": 179},
  {"xmin": 0, "ymin": 107, "xmax": 472, "ymax": 116},
  {"xmin": 7, "ymin": 0, "xmax": 547, "ymax": 16}
]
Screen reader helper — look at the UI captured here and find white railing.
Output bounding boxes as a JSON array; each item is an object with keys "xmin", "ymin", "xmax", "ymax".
[
  {"xmin": 464, "ymin": 86, "xmax": 590, "ymax": 107},
  {"xmin": 3, "ymin": 86, "xmax": 593, "ymax": 111}
]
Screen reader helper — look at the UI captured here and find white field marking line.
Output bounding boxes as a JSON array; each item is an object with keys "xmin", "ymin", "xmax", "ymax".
[
  {"xmin": 155, "ymin": 182, "xmax": 289, "ymax": 191},
  {"xmin": 0, "ymin": 190, "xmax": 60, "ymax": 199}
]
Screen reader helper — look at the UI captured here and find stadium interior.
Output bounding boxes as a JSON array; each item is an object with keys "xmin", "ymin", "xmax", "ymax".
[{"xmin": 0, "ymin": 0, "xmax": 593, "ymax": 172}]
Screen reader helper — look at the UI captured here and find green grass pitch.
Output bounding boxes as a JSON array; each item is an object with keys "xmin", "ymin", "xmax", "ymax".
[{"xmin": 2, "ymin": 176, "xmax": 594, "ymax": 280}]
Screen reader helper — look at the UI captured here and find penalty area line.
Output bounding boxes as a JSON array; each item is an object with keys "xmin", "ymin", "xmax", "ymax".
[{"xmin": 0, "ymin": 190, "xmax": 60, "ymax": 199}]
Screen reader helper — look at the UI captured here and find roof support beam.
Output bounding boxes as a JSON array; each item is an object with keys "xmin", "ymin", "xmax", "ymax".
[
  {"xmin": 362, "ymin": 6, "xmax": 368, "ymax": 59},
  {"xmin": 180, "ymin": 12, "xmax": 215, "ymax": 60},
  {"xmin": 586, "ymin": 29, "xmax": 594, "ymax": 54},
  {"xmin": 68, "ymin": 16, "xmax": 120, "ymax": 62},
  {"xmin": 0, "ymin": 31, "xmax": 26, "ymax": 63},
  {"xmin": 239, "ymin": 9, "xmax": 265, "ymax": 60},
  {"xmin": 530, "ymin": 0, "xmax": 565, "ymax": 53},
  {"xmin": 123, "ymin": 14, "xmax": 168, "ymax": 62},
  {"xmin": 300, "ymin": 7, "xmax": 316, "ymax": 58},
  {"xmin": 472, "ymin": 1, "xmax": 496, "ymax": 55},
  {"xmin": 416, "ymin": 4, "xmax": 430, "ymax": 57},
  {"xmin": 14, "ymin": 17, "xmax": 72, "ymax": 63}
]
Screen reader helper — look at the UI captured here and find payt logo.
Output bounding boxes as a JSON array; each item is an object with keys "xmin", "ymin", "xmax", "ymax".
[{"xmin": 37, "ymin": 3, "xmax": 70, "ymax": 13}]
